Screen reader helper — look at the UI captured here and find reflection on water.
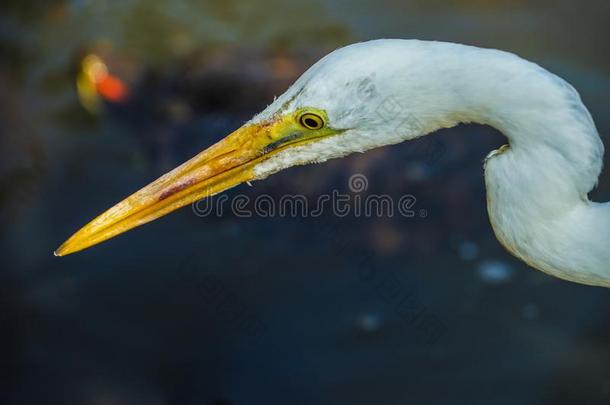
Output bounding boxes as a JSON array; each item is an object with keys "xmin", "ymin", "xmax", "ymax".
[{"xmin": 1, "ymin": 1, "xmax": 610, "ymax": 404}]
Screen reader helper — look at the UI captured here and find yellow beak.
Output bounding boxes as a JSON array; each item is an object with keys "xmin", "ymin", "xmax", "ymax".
[{"xmin": 55, "ymin": 109, "xmax": 338, "ymax": 256}]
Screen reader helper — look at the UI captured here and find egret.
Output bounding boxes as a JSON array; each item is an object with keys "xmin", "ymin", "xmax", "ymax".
[{"xmin": 56, "ymin": 39, "xmax": 610, "ymax": 287}]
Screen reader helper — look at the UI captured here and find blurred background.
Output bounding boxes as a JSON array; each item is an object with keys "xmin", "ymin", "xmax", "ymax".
[{"xmin": 1, "ymin": 1, "xmax": 610, "ymax": 404}]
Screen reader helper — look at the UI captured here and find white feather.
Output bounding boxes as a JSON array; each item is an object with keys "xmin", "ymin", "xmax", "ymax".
[{"xmin": 252, "ymin": 39, "xmax": 609, "ymax": 287}]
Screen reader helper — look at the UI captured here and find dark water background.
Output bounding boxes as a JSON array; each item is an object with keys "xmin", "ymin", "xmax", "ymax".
[{"xmin": 1, "ymin": 1, "xmax": 610, "ymax": 404}]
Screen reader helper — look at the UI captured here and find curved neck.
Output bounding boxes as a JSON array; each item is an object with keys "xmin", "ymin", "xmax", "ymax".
[
  {"xmin": 422, "ymin": 47, "xmax": 609, "ymax": 286},
  {"xmin": 419, "ymin": 46, "xmax": 604, "ymax": 203}
]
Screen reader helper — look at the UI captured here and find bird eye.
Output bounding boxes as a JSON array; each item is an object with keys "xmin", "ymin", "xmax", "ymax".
[{"xmin": 298, "ymin": 112, "xmax": 325, "ymax": 130}]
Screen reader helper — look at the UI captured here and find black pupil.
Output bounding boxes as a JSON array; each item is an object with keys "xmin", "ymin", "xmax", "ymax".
[{"xmin": 304, "ymin": 117, "xmax": 319, "ymax": 128}]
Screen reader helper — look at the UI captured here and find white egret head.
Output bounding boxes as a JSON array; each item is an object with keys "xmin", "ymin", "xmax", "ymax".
[
  {"xmin": 55, "ymin": 40, "xmax": 440, "ymax": 256},
  {"xmin": 250, "ymin": 40, "xmax": 452, "ymax": 181}
]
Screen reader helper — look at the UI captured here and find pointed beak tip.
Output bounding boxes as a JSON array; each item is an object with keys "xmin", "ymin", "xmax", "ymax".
[
  {"xmin": 53, "ymin": 245, "xmax": 66, "ymax": 257},
  {"xmin": 54, "ymin": 241, "xmax": 74, "ymax": 257}
]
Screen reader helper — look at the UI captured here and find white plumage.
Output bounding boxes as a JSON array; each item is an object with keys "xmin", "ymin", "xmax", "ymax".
[{"xmin": 252, "ymin": 39, "xmax": 610, "ymax": 286}]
